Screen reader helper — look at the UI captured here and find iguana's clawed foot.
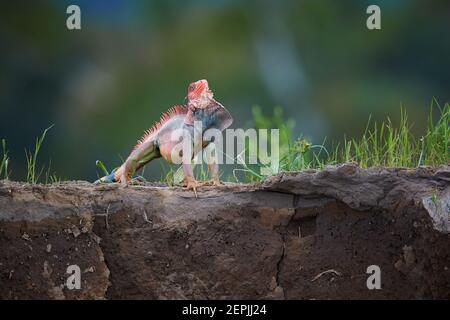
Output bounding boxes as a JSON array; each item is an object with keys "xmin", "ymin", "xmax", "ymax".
[
  {"xmin": 183, "ymin": 179, "xmax": 199, "ymax": 198},
  {"xmin": 119, "ymin": 175, "xmax": 132, "ymax": 187},
  {"xmin": 182, "ymin": 179, "xmax": 223, "ymax": 196}
]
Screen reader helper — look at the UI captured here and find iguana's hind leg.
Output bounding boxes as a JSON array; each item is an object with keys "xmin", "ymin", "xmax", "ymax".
[{"xmin": 119, "ymin": 140, "xmax": 160, "ymax": 186}]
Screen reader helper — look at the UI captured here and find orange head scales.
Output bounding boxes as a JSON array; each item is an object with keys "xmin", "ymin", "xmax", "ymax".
[{"xmin": 186, "ymin": 79, "xmax": 214, "ymax": 109}]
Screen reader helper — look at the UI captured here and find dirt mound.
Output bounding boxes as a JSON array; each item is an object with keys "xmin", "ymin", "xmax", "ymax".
[{"xmin": 0, "ymin": 164, "xmax": 449, "ymax": 299}]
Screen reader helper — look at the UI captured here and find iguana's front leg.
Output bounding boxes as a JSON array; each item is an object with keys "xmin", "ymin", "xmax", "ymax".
[
  {"xmin": 207, "ymin": 162, "xmax": 222, "ymax": 186},
  {"xmin": 204, "ymin": 143, "xmax": 222, "ymax": 186},
  {"xmin": 178, "ymin": 144, "xmax": 223, "ymax": 188}
]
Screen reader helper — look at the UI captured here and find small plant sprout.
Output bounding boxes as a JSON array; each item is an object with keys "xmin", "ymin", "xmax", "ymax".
[
  {"xmin": 0, "ymin": 139, "xmax": 10, "ymax": 180},
  {"xmin": 95, "ymin": 160, "xmax": 110, "ymax": 177},
  {"xmin": 25, "ymin": 125, "xmax": 54, "ymax": 184},
  {"xmin": 44, "ymin": 159, "xmax": 62, "ymax": 184}
]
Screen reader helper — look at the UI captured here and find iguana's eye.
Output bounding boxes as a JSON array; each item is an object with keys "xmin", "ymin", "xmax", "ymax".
[
  {"xmin": 188, "ymin": 84, "xmax": 195, "ymax": 92},
  {"xmin": 188, "ymin": 104, "xmax": 196, "ymax": 113}
]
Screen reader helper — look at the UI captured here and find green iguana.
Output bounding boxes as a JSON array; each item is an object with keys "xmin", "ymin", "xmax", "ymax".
[{"xmin": 95, "ymin": 79, "xmax": 233, "ymax": 194}]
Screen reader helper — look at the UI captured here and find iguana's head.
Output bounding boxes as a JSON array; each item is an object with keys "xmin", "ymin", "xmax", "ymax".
[
  {"xmin": 186, "ymin": 79, "xmax": 213, "ymax": 108},
  {"xmin": 184, "ymin": 79, "xmax": 233, "ymax": 130}
]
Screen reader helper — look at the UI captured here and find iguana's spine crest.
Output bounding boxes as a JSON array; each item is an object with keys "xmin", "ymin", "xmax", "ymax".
[{"xmin": 133, "ymin": 105, "xmax": 188, "ymax": 151}]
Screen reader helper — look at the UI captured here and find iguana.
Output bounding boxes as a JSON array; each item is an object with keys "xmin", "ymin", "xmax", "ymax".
[{"xmin": 95, "ymin": 79, "xmax": 233, "ymax": 194}]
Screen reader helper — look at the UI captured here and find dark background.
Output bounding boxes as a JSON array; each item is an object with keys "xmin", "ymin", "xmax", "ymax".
[{"xmin": 0, "ymin": 0, "xmax": 448, "ymax": 181}]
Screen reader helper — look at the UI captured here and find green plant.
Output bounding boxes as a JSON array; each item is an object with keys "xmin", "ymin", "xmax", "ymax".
[
  {"xmin": 331, "ymin": 102, "xmax": 449, "ymax": 168},
  {"xmin": 232, "ymin": 148, "xmax": 263, "ymax": 183},
  {"xmin": 195, "ymin": 163, "xmax": 210, "ymax": 182},
  {"xmin": 232, "ymin": 106, "xmax": 295, "ymax": 182},
  {"xmin": 95, "ymin": 159, "xmax": 110, "ymax": 177},
  {"xmin": 335, "ymin": 107, "xmax": 417, "ymax": 168},
  {"xmin": 25, "ymin": 125, "xmax": 54, "ymax": 184},
  {"xmin": 0, "ymin": 139, "xmax": 10, "ymax": 180},
  {"xmin": 44, "ymin": 159, "xmax": 63, "ymax": 184},
  {"xmin": 423, "ymin": 101, "xmax": 449, "ymax": 165},
  {"xmin": 252, "ymin": 105, "xmax": 295, "ymax": 162},
  {"xmin": 159, "ymin": 161, "xmax": 176, "ymax": 186},
  {"xmin": 242, "ymin": 101, "xmax": 449, "ymax": 183}
]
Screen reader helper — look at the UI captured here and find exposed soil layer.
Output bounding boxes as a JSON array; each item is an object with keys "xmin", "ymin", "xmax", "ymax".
[{"xmin": 0, "ymin": 164, "xmax": 449, "ymax": 299}]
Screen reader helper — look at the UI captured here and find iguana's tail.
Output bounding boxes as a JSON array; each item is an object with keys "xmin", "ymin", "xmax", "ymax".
[{"xmin": 94, "ymin": 169, "xmax": 117, "ymax": 184}]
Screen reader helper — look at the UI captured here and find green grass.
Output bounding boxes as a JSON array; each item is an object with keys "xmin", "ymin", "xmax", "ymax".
[
  {"xmin": 333, "ymin": 102, "xmax": 448, "ymax": 168},
  {"xmin": 327, "ymin": 103, "xmax": 449, "ymax": 168},
  {"xmin": 44, "ymin": 159, "xmax": 63, "ymax": 184},
  {"xmin": 25, "ymin": 125, "xmax": 54, "ymax": 184},
  {"xmin": 0, "ymin": 139, "xmax": 10, "ymax": 180},
  {"xmin": 160, "ymin": 162, "xmax": 176, "ymax": 186},
  {"xmin": 423, "ymin": 102, "xmax": 449, "ymax": 165},
  {"xmin": 241, "ymin": 101, "xmax": 449, "ymax": 182},
  {"xmin": 95, "ymin": 159, "xmax": 110, "ymax": 177},
  {"xmin": 2, "ymin": 127, "xmax": 60, "ymax": 184}
]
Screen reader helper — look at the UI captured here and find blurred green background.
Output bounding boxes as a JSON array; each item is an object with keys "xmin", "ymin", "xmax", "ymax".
[{"xmin": 0, "ymin": 0, "xmax": 449, "ymax": 181}]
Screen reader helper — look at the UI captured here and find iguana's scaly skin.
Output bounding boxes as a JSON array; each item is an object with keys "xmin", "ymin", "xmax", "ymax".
[{"xmin": 95, "ymin": 79, "xmax": 233, "ymax": 194}]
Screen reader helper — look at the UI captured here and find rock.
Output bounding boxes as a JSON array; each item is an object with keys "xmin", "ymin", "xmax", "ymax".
[
  {"xmin": 422, "ymin": 187, "xmax": 450, "ymax": 233},
  {"xmin": 21, "ymin": 233, "xmax": 31, "ymax": 241},
  {"xmin": 266, "ymin": 286, "xmax": 284, "ymax": 299},
  {"xmin": 70, "ymin": 226, "xmax": 81, "ymax": 238}
]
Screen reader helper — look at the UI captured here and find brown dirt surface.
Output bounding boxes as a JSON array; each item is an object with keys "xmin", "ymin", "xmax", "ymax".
[{"xmin": 0, "ymin": 163, "xmax": 449, "ymax": 299}]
